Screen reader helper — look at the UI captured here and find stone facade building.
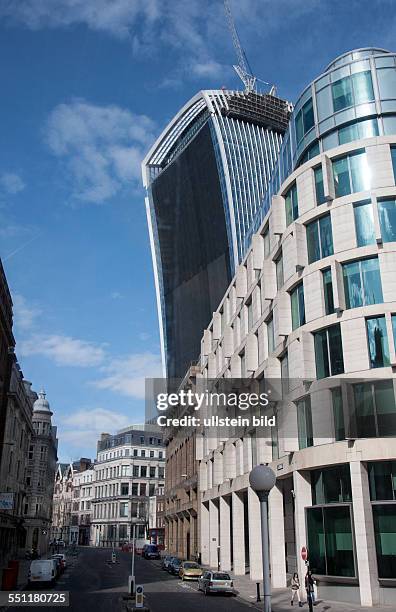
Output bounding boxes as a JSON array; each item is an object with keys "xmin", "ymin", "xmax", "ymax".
[
  {"xmin": 71, "ymin": 462, "xmax": 94, "ymax": 545},
  {"xmin": 196, "ymin": 48, "xmax": 396, "ymax": 608},
  {"xmin": 24, "ymin": 391, "xmax": 58, "ymax": 556},
  {"xmin": 91, "ymin": 428, "xmax": 165, "ymax": 547}
]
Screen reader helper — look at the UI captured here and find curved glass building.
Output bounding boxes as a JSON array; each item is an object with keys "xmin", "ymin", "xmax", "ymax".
[
  {"xmin": 193, "ymin": 49, "xmax": 396, "ymax": 607},
  {"xmin": 142, "ymin": 89, "xmax": 291, "ymax": 377}
]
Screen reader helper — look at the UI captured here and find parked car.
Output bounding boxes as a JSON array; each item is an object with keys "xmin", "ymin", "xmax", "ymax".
[
  {"xmin": 28, "ymin": 559, "xmax": 58, "ymax": 585},
  {"xmin": 51, "ymin": 557, "xmax": 62, "ymax": 577},
  {"xmin": 51, "ymin": 554, "xmax": 67, "ymax": 572},
  {"xmin": 168, "ymin": 557, "xmax": 182, "ymax": 575},
  {"xmin": 198, "ymin": 571, "xmax": 234, "ymax": 595},
  {"xmin": 179, "ymin": 561, "xmax": 202, "ymax": 581},
  {"xmin": 142, "ymin": 544, "xmax": 161, "ymax": 560},
  {"xmin": 161, "ymin": 555, "xmax": 174, "ymax": 570}
]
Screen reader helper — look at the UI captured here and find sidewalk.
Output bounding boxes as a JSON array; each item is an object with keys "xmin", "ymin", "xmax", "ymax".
[{"xmin": 231, "ymin": 573, "xmax": 393, "ymax": 611}]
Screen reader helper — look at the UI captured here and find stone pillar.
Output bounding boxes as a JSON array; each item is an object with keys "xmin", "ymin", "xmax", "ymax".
[
  {"xmin": 248, "ymin": 487, "xmax": 263, "ymax": 581},
  {"xmin": 232, "ymin": 492, "xmax": 245, "ymax": 575},
  {"xmin": 350, "ymin": 461, "xmax": 380, "ymax": 606},
  {"xmin": 209, "ymin": 499, "xmax": 219, "ymax": 568},
  {"xmin": 293, "ymin": 470, "xmax": 312, "ymax": 595},
  {"xmin": 269, "ymin": 483, "xmax": 287, "ymax": 588},
  {"xmin": 219, "ymin": 496, "xmax": 231, "ymax": 571},
  {"xmin": 200, "ymin": 502, "xmax": 210, "ymax": 565}
]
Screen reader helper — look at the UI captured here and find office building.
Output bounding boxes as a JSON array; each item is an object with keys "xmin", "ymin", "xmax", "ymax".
[
  {"xmin": 142, "ymin": 89, "xmax": 291, "ymax": 378},
  {"xmin": 196, "ymin": 48, "xmax": 396, "ymax": 607}
]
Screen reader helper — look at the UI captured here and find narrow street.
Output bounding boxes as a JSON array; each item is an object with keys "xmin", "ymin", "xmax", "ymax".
[{"xmin": 23, "ymin": 547, "xmax": 252, "ymax": 612}]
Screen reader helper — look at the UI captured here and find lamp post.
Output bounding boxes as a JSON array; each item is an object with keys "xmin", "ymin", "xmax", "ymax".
[
  {"xmin": 129, "ymin": 516, "xmax": 141, "ymax": 596},
  {"xmin": 249, "ymin": 464, "xmax": 276, "ymax": 612}
]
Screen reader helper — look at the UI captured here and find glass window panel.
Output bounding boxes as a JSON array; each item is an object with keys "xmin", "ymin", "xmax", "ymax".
[
  {"xmin": 361, "ymin": 257, "xmax": 383, "ymax": 305},
  {"xmin": 354, "ymin": 201, "xmax": 375, "ymax": 246},
  {"xmin": 332, "ymin": 76, "xmax": 353, "ymax": 111},
  {"xmin": 306, "ymin": 508, "xmax": 326, "ymax": 575},
  {"xmin": 332, "ymin": 387, "xmax": 345, "ymax": 441},
  {"xmin": 281, "ymin": 352, "xmax": 289, "ymax": 397},
  {"xmin": 393, "ymin": 314, "xmax": 396, "ymax": 349},
  {"xmin": 291, "ymin": 283, "xmax": 305, "ymax": 330},
  {"xmin": 333, "ymin": 156, "xmax": 351, "ymax": 197},
  {"xmin": 391, "ymin": 146, "xmax": 396, "ymax": 181},
  {"xmin": 324, "ymin": 506, "xmax": 355, "ymax": 577},
  {"xmin": 297, "ymin": 397, "xmax": 313, "ymax": 449},
  {"xmin": 358, "ymin": 118, "xmax": 379, "ymax": 139},
  {"xmin": 352, "ymin": 70, "xmax": 374, "ymax": 105},
  {"xmin": 263, "ymin": 228, "xmax": 270, "ymax": 257},
  {"xmin": 291, "ymin": 286, "xmax": 299, "ymax": 331},
  {"xmin": 354, "ymin": 382, "xmax": 376, "ymax": 438},
  {"xmin": 338, "ymin": 123, "xmax": 359, "ymax": 145},
  {"xmin": 369, "ymin": 462, "xmax": 394, "ymax": 501},
  {"xmin": 323, "ymin": 268, "xmax": 335, "ymax": 315},
  {"xmin": 377, "ymin": 67, "xmax": 396, "ymax": 99},
  {"xmin": 303, "ymin": 98, "xmax": 315, "ymax": 133},
  {"xmin": 372, "ymin": 505, "xmax": 396, "ymax": 579},
  {"xmin": 366, "ymin": 316, "xmax": 390, "ymax": 368},
  {"xmin": 375, "ymin": 380, "xmax": 396, "ymax": 436},
  {"xmin": 378, "ymin": 199, "xmax": 396, "ymax": 243},
  {"xmin": 295, "ymin": 109, "xmax": 304, "ymax": 143},
  {"xmin": 267, "ymin": 316, "xmax": 275, "ymax": 354},
  {"xmin": 343, "ymin": 257, "xmax": 382, "ymax": 309},
  {"xmin": 314, "ymin": 166, "xmax": 325, "ymax": 205},
  {"xmin": 319, "ymin": 214, "xmax": 334, "ymax": 258},
  {"xmin": 307, "ymin": 220, "xmax": 320, "ymax": 263},
  {"xmin": 314, "ymin": 328, "xmax": 330, "ymax": 379},
  {"xmin": 350, "ymin": 151, "xmax": 371, "ymax": 192},
  {"xmin": 328, "ymin": 324, "xmax": 344, "ymax": 375},
  {"xmin": 316, "ymin": 86, "xmax": 333, "ymax": 121},
  {"xmin": 276, "ymin": 253, "xmax": 284, "ymax": 290}
]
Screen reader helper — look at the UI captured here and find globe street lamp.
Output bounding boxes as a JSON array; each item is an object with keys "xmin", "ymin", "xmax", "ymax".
[{"xmin": 249, "ymin": 464, "xmax": 276, "ymax": 612}]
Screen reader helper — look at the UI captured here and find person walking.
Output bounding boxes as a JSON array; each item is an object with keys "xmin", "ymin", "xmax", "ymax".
[
  {"xmin": 290, "ymin": 572, "xmax": 302, "ymax": 606},
  {"xmin": 305, "ymin": 570, "xmax": 316, "ymax": 609}
]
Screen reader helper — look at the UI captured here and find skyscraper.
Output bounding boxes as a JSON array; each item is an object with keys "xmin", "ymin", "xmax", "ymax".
[{"xmin": 142, "ymin": 89, "xmax": 291, "ymax": 378}]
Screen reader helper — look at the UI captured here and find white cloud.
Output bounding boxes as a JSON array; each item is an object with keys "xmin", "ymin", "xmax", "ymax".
[
  {"xmin": 0, "ymin": 172, "xmax": 25, "ymax": 194},
  {"xmin": 44, "ymin": 100, "xmax": 156, "ymax": 203},
  {"xmin": 19, "ymin": 333, "xmax": 106, "ymax": 367},
  {"xmin": 58, "ymin": 407, "xmax": 133, "ymax": 453},
  {"xmin": 12, "ymin": 294, "xmax": 41, "ymax": 331},
  {"xmin": 91, "ymin": 351, "xmax": 162, "ymax": 399}
]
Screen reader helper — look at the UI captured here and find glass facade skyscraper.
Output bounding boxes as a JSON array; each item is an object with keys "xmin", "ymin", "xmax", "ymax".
[{"xmin": 143, "ymin": 89, "xmax": 291, "ymax": 378}]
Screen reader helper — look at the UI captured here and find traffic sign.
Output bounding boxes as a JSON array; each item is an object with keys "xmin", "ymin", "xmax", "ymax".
[
  {"xmin": 301, "ymin": 546, "xmax": 308, "ymax": 561},
  {"xmin": 135, "ymin": 585, "xmax": 144, "ymax": 608}
]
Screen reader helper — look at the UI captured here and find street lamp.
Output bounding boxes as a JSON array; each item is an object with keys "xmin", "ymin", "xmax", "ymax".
[
  {"xmin": 249, "ymin": 464, "xmax": 276, "ymax": 612},
  {"xmin": 129, "ymin": 516, "xmax": 142, "ymax": 596}
]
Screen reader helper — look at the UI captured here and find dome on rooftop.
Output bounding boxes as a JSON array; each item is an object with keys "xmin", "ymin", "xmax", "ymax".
[{"xmin": 33, "ymin": 389, "xmax": 51, "ymax": 413}]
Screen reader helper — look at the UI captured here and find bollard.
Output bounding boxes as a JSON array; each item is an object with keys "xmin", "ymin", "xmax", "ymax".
[{"xmin": 256, "ymin": 582, "xmax": 261, "ymax": 602}]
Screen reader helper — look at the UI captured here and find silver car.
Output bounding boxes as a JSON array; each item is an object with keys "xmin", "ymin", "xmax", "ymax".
[{"xmin": 198, "ymin": 571, "xmax": 235, "ymax": 595}]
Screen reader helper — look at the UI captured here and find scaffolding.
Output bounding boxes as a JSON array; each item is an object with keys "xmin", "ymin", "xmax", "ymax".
[{"xmin": 223, "ymin": 91, "xmax": 291, "ymax": 134}]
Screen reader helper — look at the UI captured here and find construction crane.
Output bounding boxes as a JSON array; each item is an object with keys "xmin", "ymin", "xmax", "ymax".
[{"xmin": 223, "ymin": 0, "xmax": 275, "ymax": 95}]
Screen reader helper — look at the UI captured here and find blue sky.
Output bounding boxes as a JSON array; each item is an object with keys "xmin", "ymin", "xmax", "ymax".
[{"xmin": 0, "ymin": 0, "xmax": 392, "ymax": 461}]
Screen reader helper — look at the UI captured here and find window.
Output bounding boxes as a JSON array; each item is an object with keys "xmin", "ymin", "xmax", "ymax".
[
  {"xmin": 391, "ymin": 146, "xmax": 396, "ymax": 181},
  {"xmin": 267, "ymin": 315, "xmax": 275, "ymax": 354},
  {"xmin": 372, "ymin": 505, "xmax": 396, "ymax": 579},
  {"xmin": 295, "ymin": 98, "xmax": 315, "ymax": 143},
  {"xmin": 332, "ymin": 387, "xmax": 345, "ymax": 441},
  {"xmin": 140, "ymin": 483, "xmax": 146, "ymax": 496},
  {"xmin": 338, "ymin": 118, "xmax": 378, "ymax": 145},
  {"xmin": 280, "ymin": 352, "xmax": 289, "ymax": 397},
  {"xmin": 133, "ymin": 449, "xmax": 138, "ymax": 457},
  {"xmin": 353, "ymin": 380, "xmax": 396, "ymax": 437},
  {"xmin": 290, "ymin": 282, "xmax": 305, "ymax": 330},
  {"xmin": 119, "ymin": 502, "xmax": 128, "ymax": 517},
  {"xmin": 332, "ymin": 70, "xmax": 374, "ymax": 112},
  {"xmin": 275, "ymin": 251, "xmax": 284, "ymax": 290},
  {"xmin": 121, "ymin": 465, "xmax": 128, "ymax": 477},
  {"xmin": 311, "ymin": 465, "xmax": 352, "ymax": 505},
  {"xmin": 285, "ymin": 183, "xmax": 298, "ymax": 225},
  {"xmin": 297, "ymin": 396, "xmax": 313, "ymax": 449},
  {"xmin": 140, "ymin": 466, "xmax": 147, "ymax": 477},
  {"xmin": 132, "ymin": 484, "xmax": 138, "ymax": 496},
  {"xmin": 159, "ymin": 467, "xmax": 165, "ymax": 479},
  {"xmin": 150, "ymin": 450, "xmax": 154, "ymax": 458},
  {"xmin": 149, "ymin": 484, "xmax": 155, "ymax": 496},
  {"xmin": 378, "ymin": 198, "xmax": 396, "ymax": 243},
  {"xmin": 306, "ymin": 214, "xmax": 334, "ymax": 263},
  {"xmin": 240, "ymin": 351, "xmax": 246, "ymax": 378},
  {"xmin": 314, "ymin": 166, "xmax": 326, "ymax": 205},
  {"xmin": 322, "ymin": 268, "xmax": 335, "ymax": 315},
  {"xmin": 343, "ymin": 257, "xmax": 383, "ymax": 309},
  {"xmin": 354, "ymin": 200, "xmax": 375, "ymax": 246},
  {"xmin": 307, "ymin": 506, "xmax": 355, "ymax": 577},
  {"xmin": 369, "ymin": 461, "xmax": 396, "ymax": 501},
  {"xmin": 121, "ymin": 483, "xmax": 129, "ymax": 496},
  {"xmin": 149, "ymin": 466, "xmax": 156, "ymax": 478},
  {"xmin": 332, "ymin": 150, "xmax": 370, "ymax": 197},
  {"xmin": 366, "ymin": 316, "xmax": 390, "ymax": 368},
  {"xmin": 141, "ymin": 450, "xmax": 146, "ymax": 458},
  {"xmin": 314, "ymin": 324, "xmax": 344, "ymax": 379},
  {"xmin": 159, "ymin": 451, "xmax": 163, "ymax": 459}
]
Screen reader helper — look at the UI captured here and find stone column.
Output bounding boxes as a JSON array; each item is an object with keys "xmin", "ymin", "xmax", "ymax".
[
  {"xmin": 293, "ymin": 470, "xmax": 312, "ymax": 595},
  {"xmin": 269, "ymin": 483, "xmax": 287, "ymax": 588},
  {"xmin": 209, "ymin": 499, "xmax": 219, "ymax": 568},
  {"xmin": 248, "ymin": 487, "xmax": 263, "ymax": 581},
  {"xmin": 350, "ymin": 461, "xmax": 380, "ymax": 606},
  {"xmin": 200, "ymin": 502, "xmax": 210, "ymax": 566},
  {"xmin": 232, "ymin": 492, "xmax": 245, "ymax": 575},
  {"xmin": 219, "ymin": 496, "xmax": 231, "ymax": 571}
]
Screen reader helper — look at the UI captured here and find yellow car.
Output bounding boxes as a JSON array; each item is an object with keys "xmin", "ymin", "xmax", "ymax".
[{"xmin": 179, "ymin": 561, "xmax": 202, "ymax": 581}]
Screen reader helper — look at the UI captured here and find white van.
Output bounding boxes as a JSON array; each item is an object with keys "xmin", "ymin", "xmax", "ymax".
[{"xmin": 28, "ymin": 559, "xmax": 57, "ymax": 584}]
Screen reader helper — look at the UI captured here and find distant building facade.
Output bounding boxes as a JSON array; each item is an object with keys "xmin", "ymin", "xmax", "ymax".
[
  {"xmin": 91, "ymin": 428, "xmax": 165, "ymax": 547},
  {"xmin": 71, "ymin": 462, "xmax": 94, "ymax": 546}
]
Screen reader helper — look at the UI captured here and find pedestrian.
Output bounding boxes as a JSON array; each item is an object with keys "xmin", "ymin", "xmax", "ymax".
[
  {"xmin": 305, "ymin": 570, "xmax": 316, "ymax": 608},
  {"xmin": 290, "ymin": 572, "xmax": 302, "ymax": 607}
]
